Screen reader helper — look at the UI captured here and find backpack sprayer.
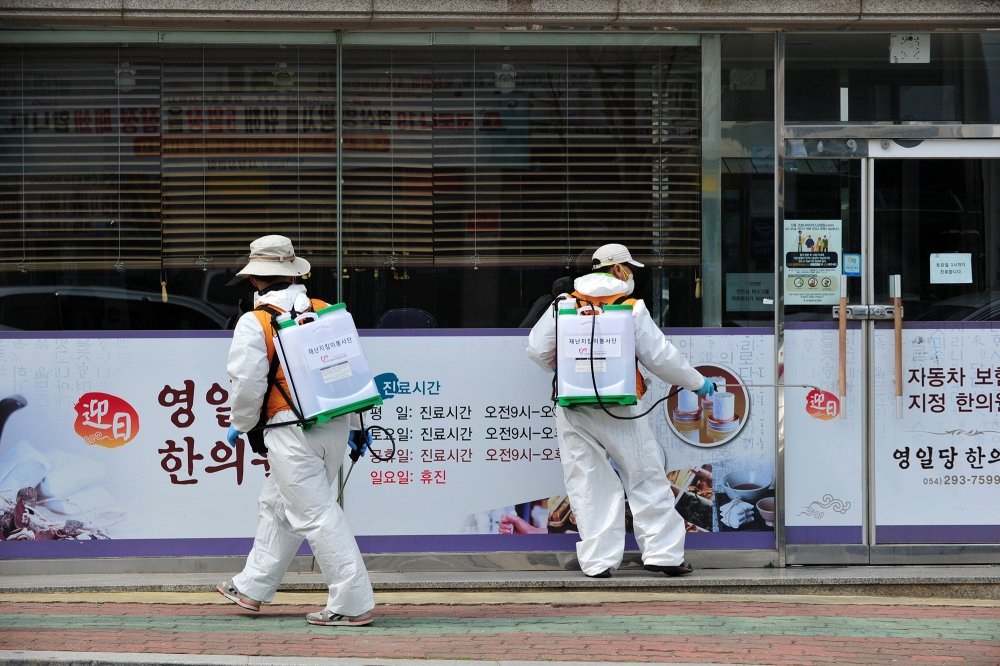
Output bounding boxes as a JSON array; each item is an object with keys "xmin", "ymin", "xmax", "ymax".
[
  {"xmin": 554, "ymin": 296, "xmax": 820, "ymax": 421},
  {"xmin": 556, "ymin": 299, "xmax": 637, "ymax": 407},
  {"xmin": 554, "ymin": 295, "xmax": 670, "ymax": 421},
  {"xmin": 248, "ymin": 302, "xmax": 396, "ymax": 496}
]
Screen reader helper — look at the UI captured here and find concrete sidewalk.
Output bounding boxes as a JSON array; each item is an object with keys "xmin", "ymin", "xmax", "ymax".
[
  {"xmin": 2, "ymin": 564, "xmax": 999, "ymax": 599},
  {"xmin": 1, "ymin": 565, "xmax": 999, "ymax": 665}
]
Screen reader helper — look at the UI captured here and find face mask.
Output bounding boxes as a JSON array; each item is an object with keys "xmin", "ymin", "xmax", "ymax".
[{"xmin": 622, "ymin": 271, "xmax": 635, "ymax": 295}]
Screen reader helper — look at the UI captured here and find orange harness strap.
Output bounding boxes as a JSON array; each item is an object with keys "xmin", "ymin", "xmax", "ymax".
[{"xmin": 251, "ymin": 298, "xmax": 328, "ymax": 419}]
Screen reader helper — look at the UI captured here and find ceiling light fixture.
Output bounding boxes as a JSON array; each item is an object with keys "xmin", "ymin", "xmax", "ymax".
[
  {"xmin": 272, "ymin": 62, "xmax": 295, "ymax": 88},
  {"xmin": 116, "ymin": 61, "xmax": 136, "ymax": 90},
  {"xmin": 494, "ymin": 63, "xmax": 516, "ymax": 93}
]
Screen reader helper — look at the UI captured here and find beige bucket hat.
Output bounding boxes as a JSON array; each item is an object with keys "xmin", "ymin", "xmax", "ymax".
[{"xmin": 235, "ymin": 235, "xmax": 311, "ymax": 278}]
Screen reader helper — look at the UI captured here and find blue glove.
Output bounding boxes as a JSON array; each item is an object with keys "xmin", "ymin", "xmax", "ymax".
[
  {"xmin": 348, "ymin": 429, "xmax": 371, "ymax": 461},
  {"xmin": 226, "ymin": 425, "xmax": 243, "ymax": 446},
  {"xmin": 694, "ymin": 377, "xmax": 716, "ymax": 397}
]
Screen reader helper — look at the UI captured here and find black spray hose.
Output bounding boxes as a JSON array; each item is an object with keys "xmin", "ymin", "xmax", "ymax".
[
  {"xmin": 251, "ymin": 415, "xmax": 314, "ymax": 432},
  {"xmin": 584, "ymin": 303, "xmax": 686, "ymax": 421},
  {"xmin": 548, "ymin": 295, "xmax": 687, "ymax": 421}
]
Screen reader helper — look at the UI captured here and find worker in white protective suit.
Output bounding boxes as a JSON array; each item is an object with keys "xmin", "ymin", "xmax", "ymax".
[
  {"xmin": 217, "ymin": 234, "xmax": 376, "ymax": 627},
  {"xmin": 526, "ymin": 243, "xmax": 716, "ymax": 579}
]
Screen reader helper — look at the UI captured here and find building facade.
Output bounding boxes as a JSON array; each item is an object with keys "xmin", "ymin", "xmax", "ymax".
[{"xmin": 1, "ymin": 2, "xmax": 998, "ymax": 569}]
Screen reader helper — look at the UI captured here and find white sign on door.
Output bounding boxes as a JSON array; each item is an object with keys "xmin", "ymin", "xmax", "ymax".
[{"xmin": 929, "ymin": 253, "xmax": 973, "ymax": 284}]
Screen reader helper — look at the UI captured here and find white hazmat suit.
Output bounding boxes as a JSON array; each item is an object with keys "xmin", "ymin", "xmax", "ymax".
[
  {"xmin": 526, "ymin": 271, "xmax": 705, "ymax": 576},
  {"xmin": 227, "ymin": 282, "xmax": 375, "ymax": 617}
]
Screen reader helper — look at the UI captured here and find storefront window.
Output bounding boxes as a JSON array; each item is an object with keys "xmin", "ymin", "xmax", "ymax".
[
  {"xmin": 1, "ymin": 35, "xmax": 710, "ymax": 330},
  {"xmin": 0, "ymin": 45, "xmax": 164, "ymax": 270},
  {"xmin": 719, "ymin": 34, "xmax": 776, "ymax": 327},
  {"xmin": 340, "ymin": 41, "xmax": 702, "ymax": 328},
  {"xmin": 786, "ymin": 33, "xmax": 1000, "ymax": 124},
  {"xmin": 0, "ymin": 42, "xmax": 339, "ymax": 330}
]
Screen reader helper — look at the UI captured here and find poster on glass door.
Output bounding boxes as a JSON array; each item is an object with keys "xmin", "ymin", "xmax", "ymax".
[{"xmin": 783, "ymin": 219, "xmax": 842, "ymax": 305}]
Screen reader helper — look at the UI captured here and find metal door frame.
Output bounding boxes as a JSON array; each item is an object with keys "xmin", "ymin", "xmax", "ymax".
[{"xmin": 781, "ymin": 132, "xmax": 1000, "ymax": 564}]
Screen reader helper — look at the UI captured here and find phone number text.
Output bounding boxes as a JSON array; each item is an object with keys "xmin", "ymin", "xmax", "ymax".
[{"xmin": 922, "ymin": 475, "xmax": 1000, "ymax": 485}]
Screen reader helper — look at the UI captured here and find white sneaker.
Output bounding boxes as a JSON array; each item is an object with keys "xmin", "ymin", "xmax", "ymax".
[
  {"xmin": 305, "ymin": 608, "xmax": 375, "ymax": 626},
  {"xmin": 216, "ymin": 579, "xmax": 262, "ymax": 611}
]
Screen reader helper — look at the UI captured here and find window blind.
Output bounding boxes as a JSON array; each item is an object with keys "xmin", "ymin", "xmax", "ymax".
[
  {"xmin": 0, "ymin": 45, "xmax": 162, "ymax": 270},
  {"xmin": 3, "ymin": 41, "xmax": 701, "ymax": 274},
  {"xmin": 159, "ymin": 45, "xmax": 339, "ymax": 269},
  {"xmin": 340, "ymin": 47, "xmax": 435, "ymax": 271},
  {"xmin": 341, "ymin": 44, "xmax": 702, "ymax": 270}
]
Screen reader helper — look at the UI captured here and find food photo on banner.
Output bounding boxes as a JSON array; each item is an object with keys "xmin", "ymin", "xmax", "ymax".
[{"xmin": 0, "ymin": 393, "xmax": 122, "ymax": 542}]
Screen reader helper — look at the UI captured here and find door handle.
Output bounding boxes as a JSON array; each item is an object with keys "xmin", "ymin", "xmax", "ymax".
[
  {"xmin": 891, "ymin": 275, "xmax": 903, "ymax": 419},
  {"xmin": 838, "ymin": 282, "xmax": 847, "ymax": 418},
  {"xmin": 830, "ymin": 286, "xmax": 906, "ymax": 419},
  {"xmin": 831, "ymin": 304, "xmax": 904, "ymax": 320}
]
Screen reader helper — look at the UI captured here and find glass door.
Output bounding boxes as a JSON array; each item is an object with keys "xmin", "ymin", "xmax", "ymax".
[
  {"xmin": 783, "ymin": 139, "xmax": 1000, "ymax": 564},
  {"xmin": 782, "ymin": 145, "xmax": 867, "ymax": 563},
  {"xmin": 867, "ymin": 140, "xmax": 1000, "ymax": 558}
]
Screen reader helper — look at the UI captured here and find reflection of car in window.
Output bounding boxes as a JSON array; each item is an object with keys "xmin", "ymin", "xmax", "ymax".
[
  {"xmin": 0, "ymin": 287, "xmax": 231, "ymax": 331},
  {"xmin": 912, "ymin": 291, "xmax": 1000, "ymax": 322}
]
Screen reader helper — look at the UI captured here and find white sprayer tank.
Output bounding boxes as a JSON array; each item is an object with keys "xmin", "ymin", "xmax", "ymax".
[
  {"xmin": 556, "ymin": 302, "xmax": 637, "ymax": 407},
  {"xmin": 274, "ymin": 303, "xmax": 382, "ymax": 422}
]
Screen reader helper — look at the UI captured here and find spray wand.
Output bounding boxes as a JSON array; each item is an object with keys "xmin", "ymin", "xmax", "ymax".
[
  {"xmin": 337, "ymin": 411, "xmax": 396, "ymax": 503},
  {"xmin": 583, "ymin": 309, "xmax": 823, "ymax": 420}
]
